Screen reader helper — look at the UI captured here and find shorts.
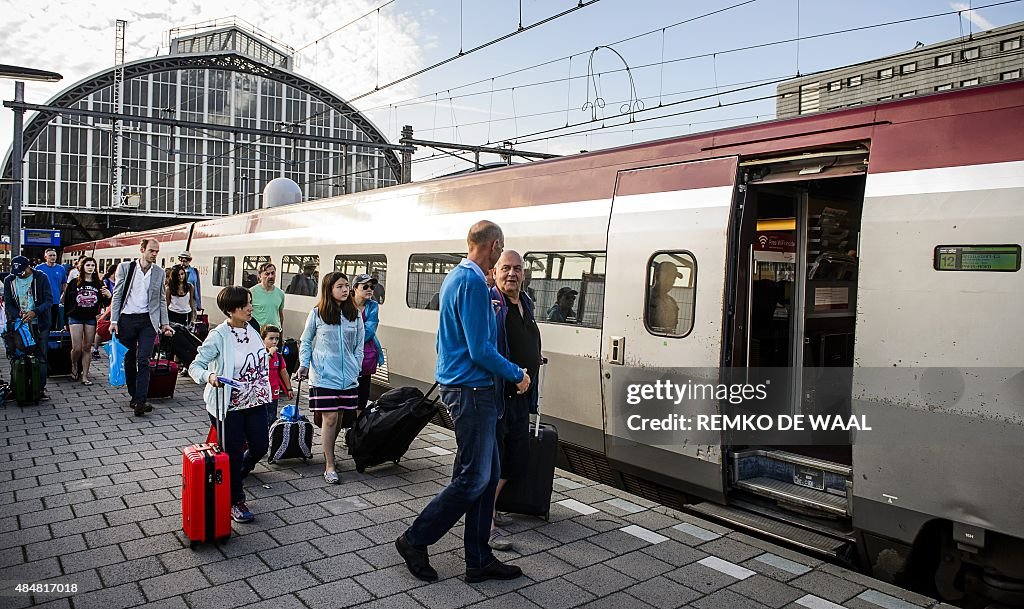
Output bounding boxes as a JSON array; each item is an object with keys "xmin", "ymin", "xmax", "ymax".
[
  {"xmin": 308, "ymin": 385, "xmax": 359, "ymax": 412},
  {"xmin": 498, "ymin": 393, "xmax": 531, "ymax": 481},
  {"xmin": 68, "ymin": 317, "xmax": 96, "ymax": 327}
]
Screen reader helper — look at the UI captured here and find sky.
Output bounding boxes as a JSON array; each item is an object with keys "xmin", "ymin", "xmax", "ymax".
[{"xmin": 1, "ymin": 0, "xmax": 1022, "ymax": 181}]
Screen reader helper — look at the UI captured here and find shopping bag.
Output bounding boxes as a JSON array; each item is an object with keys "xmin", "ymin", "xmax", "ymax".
[{"xmin": 106, "ymin": 334, "xmax": 128, "ymax": 387}]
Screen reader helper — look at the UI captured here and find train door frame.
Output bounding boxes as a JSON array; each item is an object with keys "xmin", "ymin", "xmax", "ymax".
[
  {"xmin": 599, "ymin": 156, "xmax": 739, "ymax": 502},
  {"xmin": 721, "ymin": 145, "xmax": 869, "ymax": 514}
]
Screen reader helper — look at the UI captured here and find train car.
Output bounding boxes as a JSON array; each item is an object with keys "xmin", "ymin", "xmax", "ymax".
[
  {"xmin": 78, "ymin": 82, "xmax": 1024, "ymax": 605},
  {"xmin": 64, "ymin": 225, "xmax": 192, "ymax": 284}
]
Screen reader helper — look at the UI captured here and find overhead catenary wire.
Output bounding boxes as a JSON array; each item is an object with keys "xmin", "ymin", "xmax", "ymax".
[{"xmin": 347, "ymin": 0, "xmax": 605, "ymax": 101}]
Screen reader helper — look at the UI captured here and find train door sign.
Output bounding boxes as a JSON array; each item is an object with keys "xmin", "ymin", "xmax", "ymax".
[{"xmin": 600, "ymin": 157, "xmax": 738, "ymax": 499}]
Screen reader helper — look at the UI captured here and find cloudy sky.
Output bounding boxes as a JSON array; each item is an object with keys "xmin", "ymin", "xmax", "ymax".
[{"xmin": 1, "ymin": 0, "xmax": 1020, "ymax": 180}]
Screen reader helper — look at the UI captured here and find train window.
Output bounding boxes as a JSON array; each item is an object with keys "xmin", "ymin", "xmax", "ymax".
[
  {"xmin": 407, "ymin": 253, "xmax": 462, "ymax": 310},
  {"xmin": 282, "ymin": 255, "xmax": 319, "ymax": 296},
  {"xmin": 644, "ymin": 251, "xmax": 697, "ymax": 338},
  {"xmin": 212, "ymin": 256, "xmax": 235, "ymax": 287},
  {"xmin": 242, "ymin": 255, "xmax": 271, "ymax": 289},
  {"xmin": 335, "ymin": 255, "xmax": 387, "ymax": 304},
  {"xmin": 524, "ymin": 251, "xmax": 606, "ymax": 328}
]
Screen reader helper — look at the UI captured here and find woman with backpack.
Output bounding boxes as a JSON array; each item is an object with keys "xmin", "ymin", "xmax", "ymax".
[
  {"xmin": 295, "ymin": 272, "xmax": 364, "ymax": 485},
  {"xmin": 63, "ymin": 257, "xmax": 111, "ymax": 385}
]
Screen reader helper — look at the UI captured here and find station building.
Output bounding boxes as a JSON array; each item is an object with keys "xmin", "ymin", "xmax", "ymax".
[
  {"xmin": 777, "ymin": 20, "xmax": 1023, "ymax": 117},
  {"xmin": 0, "ymin": 19, "xmax": 401, "ymax": 246}
]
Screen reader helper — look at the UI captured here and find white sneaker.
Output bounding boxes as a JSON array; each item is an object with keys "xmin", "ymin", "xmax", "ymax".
[{"xmin": 488, "ymin": 529, "xmax": 513, "ymax": 551}]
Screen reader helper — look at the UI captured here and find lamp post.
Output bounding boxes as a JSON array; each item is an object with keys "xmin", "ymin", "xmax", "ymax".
[{"xmin": 2, "ymin": 65, "xmax": 63, "ymax": 257}]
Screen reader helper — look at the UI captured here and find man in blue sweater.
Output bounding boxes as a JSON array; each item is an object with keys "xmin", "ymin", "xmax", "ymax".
[{"xmin": 397, "ymin": 220, "xmax": 531, "ymax": 584}]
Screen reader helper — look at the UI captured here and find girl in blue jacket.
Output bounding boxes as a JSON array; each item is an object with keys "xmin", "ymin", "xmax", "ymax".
[{"xmin": 295, "ymin": 272, "xmax": 364, "ymax": 484}]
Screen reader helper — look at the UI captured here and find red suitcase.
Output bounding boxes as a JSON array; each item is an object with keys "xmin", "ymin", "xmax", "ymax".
[
  {"xmin": 182, "ymin": 396, "xmax": 231, "ymax": 547},
  {"xmin": 149, "ymin": 358, "xmax": 178, "ymax": 399}
]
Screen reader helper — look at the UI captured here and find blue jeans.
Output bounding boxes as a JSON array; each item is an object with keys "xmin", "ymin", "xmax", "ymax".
[
  {"xmin": 210, "ymin": 407, "xmax": 270, "ymax": 505},
  {"xmin": 118, "ymin": 313, "xmax": 155, "ymax": 402},
  {"xmin": 405, "ymin": 385, "xmax": 501, "ymax": 569}
]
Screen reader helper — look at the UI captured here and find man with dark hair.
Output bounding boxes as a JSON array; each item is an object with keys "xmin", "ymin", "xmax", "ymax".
[
  {"xmin": 111, "ymin": 238, "xmax": 174, "ymax": 416},
  {"xmin": 4, "ymin": 256, "xmax": 54, "ymax": 398},
  {"xmin": 546, "ymin": 286, "xmax": 578, "ymax": 323},
  {"xmin": 250, "ymin": 262, "xmax": 286, "ymax": 329},
  {"xmin": 178, "ymin": 251, "xmax": 202, "ymax": 307},
  {"xmin": 286, "ymin": 261, "xmax": 318, "ymax": 296},
  {"xmin": 487, "ymin": 249, "xmax": 542, "ymax": 551},
  {"xmin": 396, "ymin": 220, "xmax": 530, "ymax": 584}
]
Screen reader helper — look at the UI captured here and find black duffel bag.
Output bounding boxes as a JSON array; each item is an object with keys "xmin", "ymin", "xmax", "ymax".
[{"xmin": 346, "ymin": 383, "xmax": 439, "ymax": 472}]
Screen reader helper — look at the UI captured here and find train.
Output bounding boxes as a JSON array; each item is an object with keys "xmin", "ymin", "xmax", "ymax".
[{"xmin": 64, "ymin": 81, "xmax": 1024, "ymax": 605}]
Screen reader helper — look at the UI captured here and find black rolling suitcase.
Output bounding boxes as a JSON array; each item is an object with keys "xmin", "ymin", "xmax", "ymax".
[
  {"xmin": 346, "ymin": 383, "xmax": 439, "ymax": 472},
  {"xmin": 165, "ymin": 323, "xmax": 202, "ymax": 368},
  {"xmin": 496, "ymin": 363, "xmax": 557, "ymax": 520},
  {"xmin": 47, "ymin": 329, "xmax": 74, "ymax": 377},
  {"xmin": 267, "ymin": 380, "xmax": 314, "ymax": 464}
]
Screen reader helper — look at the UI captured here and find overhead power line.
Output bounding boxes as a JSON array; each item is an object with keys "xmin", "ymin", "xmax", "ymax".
[
  {"xmin": 347, "ymin": 0, "xmax": 606, "ymax": 102},
  {"xmin": 294, "ymin": 0, "xmax": 400, "ymax": 53}
]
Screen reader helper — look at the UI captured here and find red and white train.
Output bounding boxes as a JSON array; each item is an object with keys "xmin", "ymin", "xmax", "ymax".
[{"xmin": 66, "ymin": 82, "xmax": 1024, "ymax": 604}]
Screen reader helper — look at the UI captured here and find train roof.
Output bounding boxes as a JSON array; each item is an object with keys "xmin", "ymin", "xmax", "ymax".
[{"xmin": 80, "ymin": 81, "xmax": 1024, "ymax": 250}]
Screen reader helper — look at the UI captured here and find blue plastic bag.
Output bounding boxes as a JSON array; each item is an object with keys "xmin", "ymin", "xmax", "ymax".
[{"xmin": 105, "ymin": 335, "xmax": 128, "ymax": 387}]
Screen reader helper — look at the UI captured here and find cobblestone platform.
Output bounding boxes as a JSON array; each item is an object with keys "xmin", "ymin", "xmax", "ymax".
[{"xmin": 0, "ymin": 358, "xmax": 950, "ymax": 609}]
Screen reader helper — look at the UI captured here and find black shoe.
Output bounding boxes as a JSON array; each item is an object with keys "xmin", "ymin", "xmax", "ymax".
[
  {"xmin": 133, "ymin": 401, "xmax": 152, "ymax": 416},
  {"xmin": 396, "ymin": 534, "xmax": 438, "ymax": 582},
  {"xmin": 466, "ymin": 559, "xmax": 523, "ymax": 583}
]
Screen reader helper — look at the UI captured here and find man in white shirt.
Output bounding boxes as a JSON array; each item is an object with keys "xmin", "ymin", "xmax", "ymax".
[{"xmin": 110, "ymin": 238, "xmax": 173, "ymax": 416}]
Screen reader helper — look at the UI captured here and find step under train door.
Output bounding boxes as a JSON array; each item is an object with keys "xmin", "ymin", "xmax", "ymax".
[{"xmin": 601, "ymin": 157, "xmax": 738, "ymax": 502}]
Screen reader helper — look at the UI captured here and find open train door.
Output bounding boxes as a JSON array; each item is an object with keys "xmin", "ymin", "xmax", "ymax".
[{"xmin": 601, "ymin": 157, "xmax": 738, "ymax": 503}]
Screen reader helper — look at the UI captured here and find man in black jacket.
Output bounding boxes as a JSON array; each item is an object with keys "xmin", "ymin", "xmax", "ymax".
[
  {"xmin": 488, "ymin": 249, "xmax": 542, "ymax": 551},
  {"xmin": 3, "ymin": 256, "xmax": 54, "ymax": 397}
]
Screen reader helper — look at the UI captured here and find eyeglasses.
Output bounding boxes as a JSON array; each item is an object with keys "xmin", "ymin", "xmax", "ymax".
[{"xmin": 358, "ymin": 284, "xmax": 374, "ymax": 291}]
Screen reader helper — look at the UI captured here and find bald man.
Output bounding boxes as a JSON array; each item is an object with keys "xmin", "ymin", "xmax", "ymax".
[{"xmin": 397, "ymin": 220, "xmax": 529, "ymax": 584}]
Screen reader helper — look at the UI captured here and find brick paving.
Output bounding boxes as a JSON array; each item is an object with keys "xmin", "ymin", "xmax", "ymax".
[{"xmin": 0, "ymin": 358, "xmax": 948, "ymax": 609}]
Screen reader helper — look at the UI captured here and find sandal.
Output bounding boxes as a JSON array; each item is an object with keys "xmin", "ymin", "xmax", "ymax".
[
  {"xmin": 82, "ymin": 379, "xmax": 94, "ymax": 386},
  {"xmin": 324, "ymin": 471, "xmax": 340, "ymax": 485}
]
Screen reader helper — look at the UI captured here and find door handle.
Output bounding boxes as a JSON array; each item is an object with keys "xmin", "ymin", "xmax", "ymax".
[{"xmin": 609, "ymin": 336, "xmax": 625, "ymax": 365}]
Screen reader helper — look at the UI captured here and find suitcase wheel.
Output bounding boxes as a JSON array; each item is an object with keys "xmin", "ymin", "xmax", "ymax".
[
  {"xmin": 544, "ymin": 511, "xmax": 550, "ymax": 522},
  {"xmin": 356, "ymin": 466, "xmax": 365, "ymax": 473},
  {"xmin": 393, "ymin": 459, "xmax": 400, "ymax": 465},
  {"xmin": 189, "ymin": 540, "xmax": 199, "ymax": 550}
]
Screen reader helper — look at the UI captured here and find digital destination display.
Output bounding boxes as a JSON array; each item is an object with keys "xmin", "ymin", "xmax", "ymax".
[{"xmin": 934, "ymin": 245, "xmax": 1021, "ymax": 272}]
